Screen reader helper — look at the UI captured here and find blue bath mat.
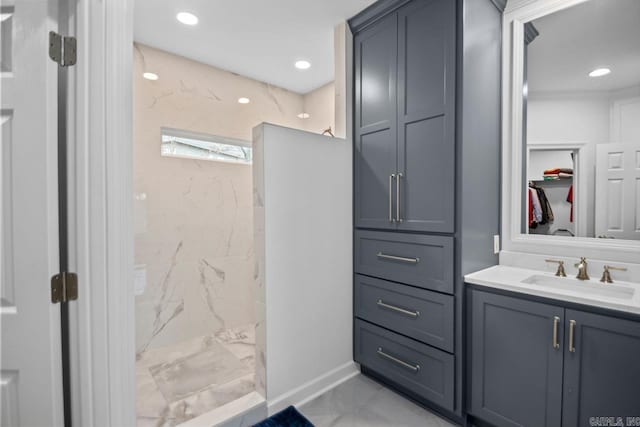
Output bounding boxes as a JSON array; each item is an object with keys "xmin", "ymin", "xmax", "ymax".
[{"xmin": 253, "ymin": 406, "xmax": 314, "ymax": 427}]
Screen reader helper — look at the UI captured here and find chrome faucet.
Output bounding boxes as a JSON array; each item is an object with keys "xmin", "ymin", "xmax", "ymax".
[{"xmin": 575, "ymin": 257, "xmax": 589, "ymax": 280}]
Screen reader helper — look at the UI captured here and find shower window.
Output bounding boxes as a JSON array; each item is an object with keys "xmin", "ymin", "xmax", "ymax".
[{"xmin": 161, "ymin": 127, "xmax": 252, "ymax": 164}]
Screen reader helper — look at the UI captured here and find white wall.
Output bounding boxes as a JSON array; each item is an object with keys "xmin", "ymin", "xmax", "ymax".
[{"xmin": 252, "ymin": 123, "xmax": 354, "ymax": 413}]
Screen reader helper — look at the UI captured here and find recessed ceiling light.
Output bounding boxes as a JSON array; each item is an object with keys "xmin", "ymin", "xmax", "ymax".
[
  {"xmin": 176, "ymin": 12, "xmax": 198, "ymax": 26},
  {"xmin": 238, "ymin": 97, "xmax": 250, "ymax": 104},
  {"xmin": 295, "ymin": 60, "xmax": 311, "ymax": 70},
  {"xmin": 297, "ymin": 112, "xmax": 310, "ymax": 119},
  {"xmin": 143, "ymin": 72, "xmax": 159, "ymax": 81},
  {"xmin": 589, "ymin": 68, "xmax": 611, "ymax": 77}
]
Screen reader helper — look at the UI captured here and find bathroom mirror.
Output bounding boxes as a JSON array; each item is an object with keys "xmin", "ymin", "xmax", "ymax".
[
  {"xmin": 501, "ymin": 0, "xmax": 640, "ymax": 263},
  {"xmin": 520, "ymin": 0, "xmax": 640, "ymax": 241}
]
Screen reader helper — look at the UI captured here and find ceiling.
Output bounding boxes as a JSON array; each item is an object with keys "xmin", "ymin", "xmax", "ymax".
[
  {"xmin": 134, "ymin": 0, "xmax": 375, "ymax": 94},
  {"xmin": 527, "ymin": 0, "xmax": 640, "ymax": 93}
]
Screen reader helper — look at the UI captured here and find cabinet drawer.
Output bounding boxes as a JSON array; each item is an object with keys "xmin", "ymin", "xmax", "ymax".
[
  {"xmin": 355, "ymin": 319, "xmax": 454, "ymax": 411},
  {"xmin": 355, "ymin": 275, "xmax": 454, "ymax": 352},
  {"xmin": 354, "ymin": 230, "xmax": 454, "ymax": 294}
]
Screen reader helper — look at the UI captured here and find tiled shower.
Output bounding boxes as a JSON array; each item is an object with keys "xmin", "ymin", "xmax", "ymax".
[
  {"xmin": 133, "ymin": 46, "xmax": 260, "ymax": 425},
  {"xmin": 133, "ymin": 141, "xmax": 257, "ymax": 426}
]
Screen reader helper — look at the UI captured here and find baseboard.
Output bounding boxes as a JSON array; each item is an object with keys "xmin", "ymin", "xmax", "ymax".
[{"xmin": 267, "ymin": 361, "xmax": 360, "ymax": 415}]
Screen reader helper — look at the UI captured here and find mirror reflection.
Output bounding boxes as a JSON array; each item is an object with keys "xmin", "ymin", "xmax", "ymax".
[{"xmin": 522, "ymin": 0, "xmax": 640, "ymax": 240}]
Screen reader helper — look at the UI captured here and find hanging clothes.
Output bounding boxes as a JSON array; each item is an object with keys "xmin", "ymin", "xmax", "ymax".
[
  {"xmin": 530, "ymin": 187, "xmax": 543, "ymax": 224},
  {"xmin": 567, "ymin": 185, "xmax": 574, "ymax": 223},
  {"xmin": 535, "ymin": 187, "xmax": 554, "ymax": 224},
  {"xmin": 528, "ymin": 184, "xmax": 555, "ymax": 229},
  {"xmin": 528, "ymin": 188, "xmax": 536, "ymax": 228}
]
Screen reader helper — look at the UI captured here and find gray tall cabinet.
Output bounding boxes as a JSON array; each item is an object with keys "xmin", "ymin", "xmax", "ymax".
[{"xmin": 349, "ymin": 0, "xmax": 503, "ymax": 423}]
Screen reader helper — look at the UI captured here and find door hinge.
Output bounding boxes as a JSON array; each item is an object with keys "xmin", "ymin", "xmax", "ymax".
[
  {"xmin": 51, "ymin": 272, "xmax": 78, "ymax": 303},
  {"xmin": 49, "ymin": 31, "xmax": 77, "ymax": 67}
]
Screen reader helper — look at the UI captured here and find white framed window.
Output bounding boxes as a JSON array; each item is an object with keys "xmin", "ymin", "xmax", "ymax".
[{"xmin": 160, "ymin": 127, "xmax": 252, "ymax": 164}]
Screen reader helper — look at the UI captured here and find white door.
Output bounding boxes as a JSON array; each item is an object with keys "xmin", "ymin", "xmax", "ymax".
[
  {"xmin": 1, "ymin": 0, "xmax": 65, "ymax": 426},
  {"xmin": 595, "ymin": 143, "xmax": 640, "ymax": 240},
  {"xmin": 610, "ymin": 97, "xmax": 640, "ymax": 144}
]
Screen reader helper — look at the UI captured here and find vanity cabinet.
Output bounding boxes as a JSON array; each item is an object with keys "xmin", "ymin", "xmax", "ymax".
[
  {"xmin": 562, "ymin": 309, "xmax": 640, "ymax": 427},
  {"xmin": 468, "ymin": 287, "xmax": 640, "ymax": 427},
  {"xmin": 354, "ymin": 0, "xmax": 455, "ymax": 233},
  {"xmin": 350, "ymin": 0, "xmax": 502, "ymax": 422},
  {"xmin": 469, "ymin": 289, "xmax": 564, "ymax": 427}
]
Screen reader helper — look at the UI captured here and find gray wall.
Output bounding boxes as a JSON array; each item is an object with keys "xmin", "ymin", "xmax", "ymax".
[{"xmin": 458, "ymin": 0, "xmax": 502, "ymax": 415}]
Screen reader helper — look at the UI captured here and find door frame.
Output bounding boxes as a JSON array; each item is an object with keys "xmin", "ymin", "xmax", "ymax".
[{"xmin": 67, "ymin": 0, "xmax": 136, "ymax": 425}]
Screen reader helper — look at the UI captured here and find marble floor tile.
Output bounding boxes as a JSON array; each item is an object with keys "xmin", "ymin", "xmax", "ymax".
[
  {"xmin": 136, "ymin": 415, "xmax": 175, "ymax": 427},
  {"xmin": 215, "ymin": 324, "xmax": 256, "ymax": 368},
  {"xmin": 136, "ymin": 368, "xmax": 170, "ymax": 418},
  {"xmin": 137, "ymin": 330, "xmax": 256, "ymax": 427},
  {"xmin": 299, "ymin": 374, "xmax": 456, "ymax": 427},
  {"xmin": 150, "ymin": 341, "xmax": 251, "ymax": 403}
]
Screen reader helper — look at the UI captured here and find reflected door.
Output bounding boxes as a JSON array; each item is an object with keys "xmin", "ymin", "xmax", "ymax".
[
  {"xmin": 595, "ymin": 144, "xmax": 640, "ymax": 240},
  {"xmin": 1, "ymin": 1, "xmax": 64, "ymax": 426}
]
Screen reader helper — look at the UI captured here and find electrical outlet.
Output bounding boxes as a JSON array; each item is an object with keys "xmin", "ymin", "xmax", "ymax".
[{"xmin": 493, "ymin": 235, "xmax": 500, "ymax": 254}]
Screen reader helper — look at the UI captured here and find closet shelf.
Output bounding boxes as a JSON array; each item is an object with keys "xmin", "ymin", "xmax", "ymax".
[{"xmin": 530, "ymin": 178, "xmax": 573, "ymax": 186}]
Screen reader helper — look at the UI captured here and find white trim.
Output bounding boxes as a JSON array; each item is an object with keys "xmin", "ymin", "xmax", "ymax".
[
  {"xmin": 69, "ymin": 0, "xmax": 136, "ymax": 425},
  {"xmin": 266, "ymin": 361, "xmax": 359, "ymax": 415},
  {"xmin": 501, "ymin": 0, "xmax": 640, "ymax": 265}
]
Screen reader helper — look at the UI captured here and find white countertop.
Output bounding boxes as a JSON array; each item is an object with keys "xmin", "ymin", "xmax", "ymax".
[{"xmin": 465, "ymin": 265, "xmax": 640, "ymax": 316}]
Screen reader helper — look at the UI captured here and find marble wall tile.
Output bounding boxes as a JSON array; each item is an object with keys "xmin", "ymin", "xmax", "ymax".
[
  {"xmin": 252, "ymin": 126, "xmax": 267, "ymax": 399},
  {"xmin": 254, "ymin": 301, "xmax": 267, "ymax": 398},
  {"xmin": 133, "ymin": 44, "xmax": 317, "ymax": 353},
  {"xmin": 302, "ymin": 82, "xmax": 336, "ymax": 135}
]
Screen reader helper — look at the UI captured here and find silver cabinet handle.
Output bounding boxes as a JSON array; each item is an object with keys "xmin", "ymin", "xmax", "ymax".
[
  {"xmin": 389, "ymin": 174, "xmax": 396, "ymax": 223},
  {"xmin": 553, "ymin": 316, "xmax": 560, "ymax": 349},
  {"xmin": 396, "ymin": 173, "xmax": 403, "ymax": 223},
  {"xmin": 377, "ymin": 347, "xmax": 420, "ymax": 372},
  {"xmin": 569, "ymin": 320, "xmax": 576, "ymax": 353},
  {"xmin": 376, "ymin": 252, "xmax": 420, "ymax": 264},
  {"xmin": 377, "ymin": 299, "xmax": 420, "ymax": 318}
]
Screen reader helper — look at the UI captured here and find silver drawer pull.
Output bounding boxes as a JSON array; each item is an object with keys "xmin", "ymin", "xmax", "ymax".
[
  {"xmin": 377, "ymin": 347, "xmax": 420, "ymax": 372},
  {"xmin": 569, "ymin": 320, "xmax": 576, "ymax": 353},
  {"xmin": 377, "ymin": 299, "xmax": 420, "ymax": 318},
  {"xmin": 389, "ymin": 174, "xmax": 396, "ymax": 223},
  {"xmin": 376, "ymin": 252, "xmax": 420, "ymax": 264},
  {"xmin": 396, "ymin": 173, "xmax": 403, "ymax": 223}
]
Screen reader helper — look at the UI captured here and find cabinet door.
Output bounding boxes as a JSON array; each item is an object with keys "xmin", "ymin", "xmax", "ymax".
[
  {"xmin": 562, "ymin": 310, "xmax": 640, "ymax": 427},
  {"xmin": 396, "ymin": 0, "xmax": 456, "ymax": 232},
  {"xmin": 469, "ymin": 289, "xmax": 564, "ymax": 427},
  {"xmin": 354, "ymin": 13, "xmax": 398, "ymax": 230}
]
